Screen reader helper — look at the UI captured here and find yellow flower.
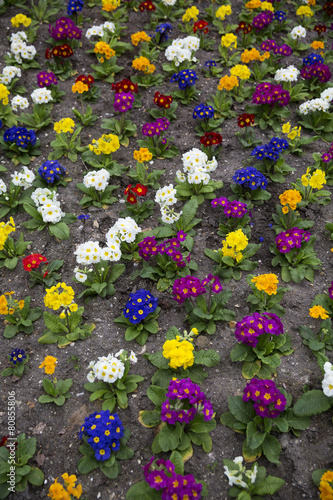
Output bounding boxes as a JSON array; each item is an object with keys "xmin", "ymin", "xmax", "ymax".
[
  {"xmin": 94, "ymin": 41, "xmax": 115, "ymax": 60},
  {"xmin": 311, "ymin": 40, "xmax": 324, "ymax": 50},
  {"xmin": 282, "ymin": 206, "xmax": 289, "ymax": 214},
  {"xmin": 309, "ymin": 305, "xmax": 329, "ymax": 320},
  {"xmin": 309, "ymin": 169, "xmax": 326, "ymax": 190},
  {"xmin": 215, "ymin": 5, "xmax": 232, "ymax": 20},
  {"xmin": 61, "ymin": 473, "xmax": 77, "ymax": 487},
  {"xmin": 44, "ymin": 282, "xmax": 75, "ymax": 311},
  {"xmin": 133, "ymin": 147, "xmax": 153, "ymax": 162},
  {"xmin": 102, "ymin": 0, "xmax": 120, "ymax": 11},
  {"xmin": 54, "ymin": 118, "xmax": 75, "ymax": 134},
  {"xmin": 72, "ymin": 81, "xmax": 89, "ymax": 94},
  {"xmin": 131, "ymin": 31, "xmax": 151, "ymax": 46},
  {"xmin": 241, "ymin": 48, "xmax": 260, "ymax": 63},
  {"xmin": 221, "ymin": 229, "xmax": 248, "ymax": 261},
  {"xmin": 221, "ymin": 33, "xmax": 237, "ymax": 50},
  {"xmin": 0, "ymin": 295, "xmax": 8, "ymax": 315},
  {"xmin": 89, "ymin": 134, "xmax": 120, "ymax": 155},
  {"xmin": 39, "ymin": 355, "xmax": 58, "ymax": 375},
  {"xmin": 69, "ymin": 303, "xmax": 78, "ymax": 312},
  {"xmin": 132, "ymin": 56, "xmax": 155, "ymax": 74},
  {"xmin": 261, "ymin": 1, "xmax": 274, "ymax": 11},
  {"xmin": 0, "ymin": 217, "xmax": 15, "ymax": 250},
  {"xmin": 68, "ymin": 482, "xmax": 83, "ymax": 499},
  {"xmin": 279, "ymin": 189, "xmax": 302, "ymax": 210},
  {"xmin": 163, "ymin": 339, "xmax": 194, "ymax": 370},
  {"xmin": 251, "ymin": 274, "xmax": 279, "ymax": 295},
  {"xmin": 230, "ymin": 64, "xmax": 251, "ymax": 80},
  {"xmin": 296, "ymin": 5, "xmax": 313, "ymax": 16},
  {"xmin": 245, "ymin": 0, "xmax": 261, "ymax": 10},
  {"xmin": 217, "ymin": 75, "xmax": 239, "ymax": 91},
  {"xmin": 11, "ymin": 14, "xmax": 32, "ymax": 27},
  {"xmin": 182, "ymin": 6, "xmax": 199, "ymax": 22},
  {"xmin": 282, "ymin": 122, "xmax": 291, "ymax": 134},
  {"xmin": 0, "ymin": 84, "xmax": 10, "ymax": 105}
]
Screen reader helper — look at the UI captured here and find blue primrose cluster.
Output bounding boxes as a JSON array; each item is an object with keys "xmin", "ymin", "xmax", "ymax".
[
  {"xmin": 274, "ymin": 10, "xmax": 287, "ymax": 22},
  {"xmin": 154, "ymin": 22, "xmax": 173, "ymax": 43},
  {"xmin": 67, "ymin": 0, "xmax": 83, "ymax": 14},
  {"xmin": 204, "ymin": 60, "xmax": 217, "ymax": 68},
  {"xmin": 78, "ymin": 410, "xmax": 124, "ymax": 461},
  {"xmin": 4, "ymin": 126, "xmax": 37, "ymax": 148},
  {"xmin": 303, "ymin": 53, "xmax": 325, "ymax": 66},
  {"xmin": 233, "ymin": 166, "xmax": 268, "ymax": 190},
  {"xmin": 38, "ymin": 160, "xmax": 67, "ymax": 184},
  {"xmin": 193, "ymin": 103, "xmax": 214, "ymax": 120},
  {"xmin": 10, "ymin": 349, "xmax": 26, "ymax": 364},
  {"xmin": 251, "ymin": 137, "xmax": 289, "ymax": 162},
  {"xmin": 123, "ymin": 289, "xmax": 158, "ymax": 325},
  {"xmin": 171, "ymin": 69, "xmax": 198, "ymax": 89}
]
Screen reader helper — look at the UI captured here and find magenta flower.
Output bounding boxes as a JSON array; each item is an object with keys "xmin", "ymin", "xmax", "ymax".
[
  {"xmin": 113, "ymin": 91, "xmax": 134, "ymax": 113},
  {"xmin": 37, "ymin": 71, "xmax": 58, "ymax": 88}
]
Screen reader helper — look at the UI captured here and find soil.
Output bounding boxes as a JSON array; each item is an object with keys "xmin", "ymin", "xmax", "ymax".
[{"xmin": 1, "ymin": 1, "xmax": 333, "ymax": 499}]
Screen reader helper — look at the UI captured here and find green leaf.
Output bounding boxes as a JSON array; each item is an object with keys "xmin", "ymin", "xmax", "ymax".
[
  {"xmin": 126, "ymin": 481, "xmax": 161, "ymax": 500},
  {"xmin": 262, "ymin": 434, "xmax": 281, "ymax": 464},
  {"xmin": 252, "ymin": 476, "xmax": 285, "ymax": 496},
  {"xmin": 138, "ymin": 410, "xmax": 161, "ymax": 428},
  {"xmin": 170, "ymin": 451, "xmax": 184, "ymax": 475},
  {"xmin": 78, "ymin": 456, "xmax": 99, "ymax": 475},
  {"xmin": 147, "ymin": 385, "xmax": 166, "ymax": 407},
  {"xmin": 43, "ymin": 378, "xmax": 56, "ymax": 396},
  {"xmin": 193, "ymin": 350, "xmax": 220, "ymax": 367},
  {"xmin": 26, "ymin": 468, "xmax": 44, "ymax": 486},
  {"xmin": 3, "ymin": 324, "xmax": 18, "ymax": 339},
  {"xmin": 157, "ymin": 423, "xmax": 182, "ymax": 452},
  {"xmin": 228, "ymin": 396, "xmax": 256, "ymax": 424},
  {"xmin": 38, "ymin": 395, "xmax": 55, "ymax": 404},
  {"xmin": 293, "ymin": 390, "xmax": 333, "ymax": 417},
  {"xmin": 43, "ymin": 311, "xmax": 60, "ymax": 333}
]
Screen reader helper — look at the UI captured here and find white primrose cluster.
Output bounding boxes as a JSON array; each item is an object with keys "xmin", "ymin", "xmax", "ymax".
[
  {"xmin": 320, "ymin": 87, "xmax": 333, "ymax": 102},
  {"xmin": 31, "ymin": 187, "xmax": 65, "ymax": 224},
  {"xmin": 322, "ymin": 362, "xmax": 333, "ymax": 397},
  {"xmin": 86, "ymin": 21, "xmax": 115, "ymax": 39},
  {"xmin": 83, "ymin": 168, "xmax": 110, "ymax": 192},
  {"xmin": 274, "ymin": 65, "xmax": 299, "ymax": 83},
  {"xmin": 105, "ymin": 217, "xmax": 141, "ymax": 246},
  {"xmin": 155, "ymin": 184, "xmax": 182, "ymax": 224},
  {"xmin": 31, "ymin": 88, "xmax": 53, "ymax": 104},
  {"xmin": 161, "ymin": 0, "xmax": 177, "ymax": 5},
  {"xmin": 223, "ymin": 457, "xmax": 257, "ymax": 488},
  {"xmin": 11, "ymin": 95, "xmax": 29, "ymax": 112},
  {"xmin": 299, "ymin": 98, "xmax": 330, "ymax": 115},
  {"xmin": 165, "ymin": 36, "xmax": 200, "ymax": 66},
  {"xmin": 0, "ymin": 179, "xmax": 7, "ymax": 195},
  {"xmin": 9, "ymin": 32, "xmax": 37, "ymax": 64},
  {"xmin": 0, "ymin": 66, "xmax": 22, "ymax": 85},
  {"xmin": 290, "ymin": 26, "xmax": 306, "ymax": 39},
  {"xmin": 177, "ymin": 148, "xmax": 217, "ymax": 185},
  {"xmin": 11, "ymin": 167, "xmax": 35, "ymax": 189},
  {"xmin": 87, "ymin": 350, "xmax": 137, "ymax": 384}
]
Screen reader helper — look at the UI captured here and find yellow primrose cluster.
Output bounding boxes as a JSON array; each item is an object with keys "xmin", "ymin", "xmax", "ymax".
[
  {"xmin": 0, "ymin": 292, "xmax": 24, "ymax": 316},
  {"xmin": 133, "ymin": 147, "xmax": 153, "ymax": 162},
  {"xmin": 0, "ymin": 217, "xmax": 15, "ymax": 250},
  {"xmin": 301, "ymin": 168, "xmax": 326, "ymax": 190},
  {"xmin": 39, "ymin": 355, "xmax": 58, "ymax": 375},
  {"xmin": 182, "ymin": 6, "xmax": 199, "ymax": 22},
  {"xmin": 221, "ymin": 229, "xmax": 248, "ymax": 262},
  {"xmin": 0, "ymin": 84, "xmax": 10, "ymax": 105},
  {"xmin": 72, "ymin": 81, "xmax": 89, "ymax": 94},
  {"xmin": 215, "ymin": 5, "xmax": 232, "ymax": 20},
  {"xmin": 241, "ymin": 48, "xmax": 270, "ymax": 64},
  {"xmin": 48, "ymin": 473, "xmax": 82, "ymax": 499},
  {"xmin": 296, "ymin": 5, "xmax": 314, "ymax": 17},
  {"xmin": 11, "ymin": 13, "xmax": 31, "ymax": 27},
  {"xmin": 94, "ymin": 41, "xmax": 115, "ymax": 61},
  {"xmin": 311, "ymin": 41, "xmax": 324, "ymax": 50},
  {"xmin": 319, "ymin": 470, "xmax": 333, "ymax": 500},
  {"xmin": 89, "ymin": 134, "xmax": 120, "ymax": 155},
  {"xmin": 309, "ymin": 305, "xmax": 329, "ymax": 320},
  {"xmin": 44, "ymin": 282, "xmax": 76, "ymax": 311},
  {"xmin": 221, "ymin": 33, "xmax": 237, "ymax": 50},
  {"xmin": 54, "ymin": 118, "xmax": 75, "ymax": 134},
  {"xmin": 163, "ymin": 337, "xmax": 194, "ymax": 370},
  {"xmin": 251, "ymin": 274, "xmax": 279, "ymax": 296},
  {"xmin": 230, "ymin": 64, "xmax": 251, "ymax": 80},
  {"xmin": 102, "ymin": 0, "xmax": 120, "ymax": 12},
  {"xmin": 279, "ymin": 189, "xmax": 302, "ymax": 213},
  {"xmin": 282, "ymin": 122, "xmax": 301, "ymax": 141},
  {"xmin": 245, "ymin": 0, "xmax": 262, "ymax": 10},
  {"xmin": 132, "ymin": 56, "xmax": 155, "ymax": 74},
  {"xmin": 131, "ymin": 31, "xmax": 151, "ymax": 46},
  {"xmin": 261, "ymin": 1, "xmax": 274, "ymax": 12},
  {"xmin": 218, "ymin": 75, "xmax": 239, "ymax": 91}
]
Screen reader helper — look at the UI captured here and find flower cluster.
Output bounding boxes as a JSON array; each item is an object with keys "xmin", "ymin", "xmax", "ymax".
[
  {"xmin": 45, "ymin": 44, "xmax": 74, "ymax": 60},
  {"xmin": 301, "ymin": 168, "xmax": 326, "ymax": 190},
  {"xmin": 200, "ymin": 131, "xmax": 222, "ymax": 148},
  {"xmin": 112, "ymin": 78, "xmax": 138, "ymax": 94},
  {"xmin": 139, "ymin": 0, "xmax": 155, "ymax": 12},
  {"xmin": 252, "ymin": 82, "xmax": 290, "ymax": 107},
  {"xmin": 279, "ymin": 189, "xmax": 302, "ymax": 212},
  {"xmin": 235, "ymin": 312, "xmax": 283, "ymax": 346},
  {"xmin": 10, "ymin": 167, "xmax": 34, "ymax": 189},
  {"xmin": 309, "ymin": 305, "xmax": 329, "ymax": 320},
  {"xmin": 87, "ymin": 352, "xmax": 132, "ymax": 384},
  {"xmin": 123, "ymin": 289, "xmax": 158, "ymax": 324},
  {"xmin": 170, "ymin": 69, "xmax": 198, "ymax": 90},
  {"xmin": 163, "ymin": 337, "xmax": 194, "ymax": 370},
  {"xmin": 32, "ymin": 188, "xmax": 65, "ymax": 224},
  {"xmin": 38, "ymin": 160, "xmax": 67, "ymax": 184},
  {"xmin": 172, "ymin": 274, "xmax": 222, "ymax": 304},
  {"xmin": 106, "ymin": 217, "xmax": 141, "ymax": 247},
  {"xmin": 0, "ymin": 292, "xmax": 24, "ymax": 316},
  {"xmin": 153, "ymin": 91, "xmax": 173, "ymax": 109},
  {"xmin": 0, "ymin": 218, "xmax": 15, "ymax": 250},
  {"xmin": 37, "ymin": 71, "xmax": 58, "ymax": 88},
  {"xmin": 299, "ymin": 98, "xmax": 330, "ymax": 115},
  {"xmin": 76, "ymin": 74, "xmax": 94, "ymax": 89},
  {"xmin": 31, "ymin": 88, "xmax": 53, "ymax": 104},
  {"xmin": 22, "ymin": 253, "xmax": 47, "ymax": 272},
  {"xmin": 138, "ymin": 233, "xmax": 189, "ymax": 267},
  {"xmin": 275, "ymin": 227, "xmax": 311, "ymax": 253},
  {"xmin": 11, "ymin": 14, "xmax": 31, "ymax": 27},
  {"xmin": 143, "ymin": 457, "xmax": 202, "ymax": 499},
  {"xmin": 182, "ymin": 6, "xmax": 199, "ymax": 22},
  {"xmin": 10, "ymin": 32, "xmax": 37, "ymax": 64},
  {"xmin": 54, "ymin": 117, "xmax": 75, "ymax": 134},
  {"xmin": 154, "ymin": 22, "xmax": 173, "ymax": 43},
  {"xmin": 300, "ymin": 63, "xmax": 331, "ymax": 83},
  {"xmin": 124, "ymin": 184, "xmax": 147, "ymax": 204},
  {"xmin": 322, "ymin": 362, "xmax": 333, "ymax": 397},
  {"xmin": 4, "ymin": 126, "xmax": 36, "ymax": 148},
  {"xmin": 67, "ymin": 0, "xmax": 83, "ymax": 15},
  {"xmin": 133, "ymin": 147, "xmax": 153, "ymax": 163},
  {"xmin": 238, "ymin": 113, "xmax": 255, "ymax": 128},
  {"xmin": 85, "ymin": 21, "xmax": 115, "ymax": 39},
  {"xmin": 11, "ymin": 95, "xmax": 29, "ymax": 112},
  {"xmin": 275, "ymin": 65, "xmax": 299, "ymax": 83},
  {"xmin": 83, "ymin": 169, "xmax": 110, "ymax": 192},
  {"xmin": 44, "ymin": 282, "xmax": 76, "ymax": 311},
  {"xmin": 193, "ymin": 103, "xmax": 214, "ymax": 120},
  {"xmin": 132, "ymin": 56, "xmax": 155, "ymax": 74},
  {"xmin": 88, "ymin": 134, "xmax": 120, "ymax": 155},
  {"xmin": 48, "ymin": 474, "xmax": 82, "ymax": 500},
  {"xmin": 142, "ymin": 117, "xmax": 170, "ymax": 137},
  {"xmin": 113, "ymin": 91, "xmax": 134, "ymax": 113},
  {"xmin": 211, "ymin": 197, "xmax": 249, "ymax": 219},
  {"xmin": 252, "ymin": 11, "xmax": 274, "ymax": 31},
  {"xmin": 39, "ymin": 355, "xmax": 57, "ymax": 374},
  {"xmin": 9, "ymin": 348, "xmax": 27, "ymax": 365},
  {"xmin": 221, "ymin": 228, "xmax": 248, "ymax": 262},
  {"xmin": 193, "ymin": 20, "xmax": 209, "ymax": 34},
  {"xmin": 251, "ymin": 137, "xmax": 289, "ymax": 162},
  {"xmin": 303, "ymin": 53, "xmax": 325, "ymax": 66},
  {"xmin": 0, "ymin": 66, "xmax": 21, "ymax": 85},
  {"xmin": 78, "ymin": 411, "xmax": 124, "ymax": 461},
  {"xmin": 161, "ymin": 378, "xmax": 214, "ymax": 424},
  {"xmin": 233, "ymin": 167, "xmax": 268, "ymax": 190},
  {"xmin": 93, "ymin": 41, "xmax": 115, "ymax": 61},
  {"xmin": 131, "ymin": 31, "xmax": 151, "ymax": 46},
  {"xmin": 251, "ymin": 274, "xmax": 279, "ymax": 295},
  {"xmin": 177, "ymin": 148, "xmax": 217, "ymax": 186},
  {"xmin": 243, "ymin": 378, "xmax": 286, "ymax": 418},
  {"xmin": 49, "ymin": 17, "xmax": 82, "ymax": 40}
]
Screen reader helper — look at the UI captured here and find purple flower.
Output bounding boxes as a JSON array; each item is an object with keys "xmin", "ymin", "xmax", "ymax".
[
  {"xmin": 252, "ymin": 11, "xmax": 274, "ymax": 30},
  {"xmin": 301, "ymin": 63, "xmax": 332, "ymax": 83},
  {"xmin": 49, "ymin": 16, "xmax": 82, "ymax": 40},
  {"xmin": 113, "ymin": 91, "xmax": 134, "ymax": 113},
  {"xmin": 37, "ymin": 71, "xmax": 58, "ymax": 88},
  {"xmin": 176, "ymin": 230, "xmax": 187, "ymax": 242},
  {"xmin": 243, "ymin": 378, "xmax": 286, "ymax": 418}
]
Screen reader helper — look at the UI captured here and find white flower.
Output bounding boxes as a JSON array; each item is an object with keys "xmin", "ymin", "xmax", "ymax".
[
  {"xmin": 321, "ymin": 88, "xmax": 333, "ymax": 102},
  {"xmin": 83, "ymin": 169, "xmax": 110, "ymax": 192},
  {"xmin": 130, "ymin": 351, "xmax": 137, "ymax": 363},
  {"xmin": 31, "ymin": 88, "xmax": 53, "ymax": 104},
  {"xmin": 11, "ymin": 167, "xmax": 35, "ymax": 189},
  {"xmin": 86, "ymin": 25, "xmax": 104, "ymax": 38},
  {"xmin": 75, "ymin": 272, "xmax": 87, "ymax": 282},
  {"xmin": 155, "ymin": 184, "xmax": 177, "ymax": 207},
  {"xmin": 115, "ymin": 349, "xmax": 124, "ymax": 357},
  {"xmin": 160, "ymin": 206, "xmax": 182, "ymax": 224},
  {"xmin": 233, "ymin": 457, "xmax": 243, "ymax": 465},
  {"xmin": 161, "ymin": 0, "xmax": 177, "ymax": 4},
  {"xmin": 223, "ymin": 466, "xmax": 247, "ymax": 488},
  {"xmin": 322, "ymin": 375, "xmax": 333, "ymax": 397},
  {"xmin": 88, "ymin": 355, "xmax": 125, "ymax": 384},
  {"xmin": 0, "ymin": 179, "xmax": 7, "ymax": 195},
  {"xmin": 299, "ymin": 101, "xmax": 311, "ymax": 115},
  {"xmin": 290, "ymin": 25, "xmax": 306, "ymax": 39},
  {"xmin": 74, "ymin": 241, "xmax": 102, "ymax": 265},
  {"xmin": 324, "ymin": 361, "xmax": 333, "ymax": 373},
  {"xmin": 0, "ymin": 66, "xmax": 21, "ymax": 84},
  {"xmin": 87, "ymin": 371, "xmax": 95, "ymax": 382},
  {"xmin": 31, "ymin": 188, "xmax": 56, "ymax": 206},
  {"xmin": 245, "ymin": 464, "xmax": 258, "ymax": 484},
  {"xmin": 182, "ymin": 36, "xmax": 200, "ymax": 52},
  {"xmin": 103, "ymin": 21, "xmax": 116, "ymax": 32},
  {"xmin": 176, "ymin": 170, "xmax": 186, "ymax": 182},
  {"xmin": 274, "ymin": 65, "xmax": 299, "ymax": 83},
  {"xmin": 11, "ymin": 95, "xmax": 29, "ymax": 111},
  {"xmin": 39, "ymin": 203, "xmax": 64, "ymax": 223}
]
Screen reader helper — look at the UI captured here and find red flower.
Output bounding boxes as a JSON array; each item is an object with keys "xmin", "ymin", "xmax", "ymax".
[
  {"xmin": 237, "ymin": 113, "xmax": 255, "ymax": 128},
  {"xmin": 132, "ymin": 184, "xmax": 148, "ymax": 196},
  {"xmin": 43, "ymin": 271, "xmax": 49, "ymax": 278},
  {"xmin": 45, "ymin": 48, "xmax": 52, "ymax": 59},
  {"xmin": 193, "ymin": 20, "xmax": 209, "ymax": 34},
  {"xmin": 153, "ymin": 91, "xmax": 173, "ymax": 109},
  {"xmin": 127, "ymin": 194, "xmax": 137, "ymax": 204},
  {"xmin": 76, "ymin": 74, "xmax": 94, "ymax": 89},
  {"xmin": 314, "ymin": 24, "xmax": 326, "ymax": 34},
  {"xmin": 22, "ymin": 254, "xmax": 47, "ymax": 272},
  {"xmin": 112, "ymin": 78, "xmax": 138, "ymax": 94},
  {"xmin": 50, "ymin": 44, "xmax": 74, "ymax": 59},
  {"xmin": 200, "ymin": 132, "xmax": 222, "ymax": 148},
  {"xmin": 124, "ymin": 184, "xmax": 132, "ymax": 196},
  {"xmin": 139, "ymin": 0, "xmax": 155, "ymax": 11}
]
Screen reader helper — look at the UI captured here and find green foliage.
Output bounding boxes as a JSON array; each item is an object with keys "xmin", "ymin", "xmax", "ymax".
[
  {"xmin": 18, "ymin": 103, "xmax": 53, "ymax": 130},
  {"xmin": 1, "ymin": 354, "xmax": 29, "ymax": 379},
  {"xmin": 77, "ymin": 183, "xmax": 118, "ymax": 209},
  {"xmin": 246, "ymin": 274, "xmax": 289, "ymax": 315},
  {"xmin": 114, "ymin": 308, "xmax": 160, "ymax": 346},
  {"xmin": 74, "ymin": 262, "xmax": 125, "ymax": 303},
  {"xmin": 205, "ymin": 243, "xmax": 261, "ymax": 283},
  {"xmin": 23, "ymin": 203, "xmax": 77, "ymax": 240},
  {"xmin": 176, "ymin": 179, "xmax": 223, "ymax": 206},
  {"xmin": 38, "ymin": 307, "xmax": 95, "ymax": 347},
  {"xmin": 0, "ymin": 233, "xmax": 32, "ymax": 270},
  {"xmin": 3, "ymin": 297, "xmax": 42, "ymax": 338},
  {"xmin": 38, "ymin": 378, "xmax": 72, "ymax": 406}
]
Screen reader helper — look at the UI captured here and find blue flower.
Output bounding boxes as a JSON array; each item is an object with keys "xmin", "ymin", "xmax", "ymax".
[
  {"xmin": 204, "ymin": 60, "xmax": 217, "ymax": 68},
  {"xmin": 38, "ymin": 160, "xmax": 66, "ymax": 184},
  {"xmin": 303, "ymin": 53, "xmax": 324, "ymax": 66},
  {"xmin": 171, "ymin": 69, "xmax": 198, "ymax": 90},
  {"xmin": 155, "ymin": 23, "xmax": 173, "ymax": 43},
  {"xmin": 67, "ymin": 0, "xmax": 83, "ymax": 15},
  {"xmin": 77, "ymin": 214, "xmax": 90, "ymax": 221},
  {"xmin": 3, "ymin": 126, "xmax": 36, "ymax": 149},
  {"xmin": 193, "ymin": 103, "xmax": 214, "ymax": 120},
  {"xmin": 79, "ymin": 411, "xmax": 124, "ymax": 461},
  {"xmin": 123, "ymin": 289, "xmax": 158, "ymax": 324},
  {"xmin": 233, "ymin": 167, "xmax": 268, "ymax": 190},
  {"xmin": 274, "ymin": 11, "xmax": 286, "ymax": 22},
  {"xmin": 10, "ymin": 349, "xmax": 26, "ymax": 365}
]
